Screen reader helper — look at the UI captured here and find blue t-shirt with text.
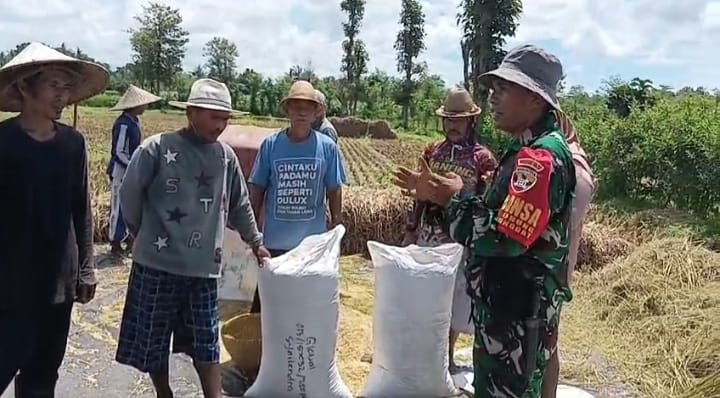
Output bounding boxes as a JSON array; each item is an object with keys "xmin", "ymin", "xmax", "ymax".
[{"xmin": 249, "ymin": 130, "xmax": 347, "ymax": 251}]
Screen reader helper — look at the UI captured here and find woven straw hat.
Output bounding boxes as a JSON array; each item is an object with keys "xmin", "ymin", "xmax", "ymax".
[
  {"xmin": 314, "ymin": 89, "xmax": 327, "ymax": 109},
  {"xmin": 435, "ymin": 87, "xmax": 481, "ymax": 118},
  {"xmin": 0, "ymin": 42, "xmax": 109, "ymax": 112},
  {"xmin": 280, "ymin": 80, "xmax": 321, "ymax": 114},
  {"xmin": 168, "ymin": 78, "xmax": 238, "ymax": 113},
  {"xmin": 111, "ymin": 84, "xmax": 162, "ymax": 111}
]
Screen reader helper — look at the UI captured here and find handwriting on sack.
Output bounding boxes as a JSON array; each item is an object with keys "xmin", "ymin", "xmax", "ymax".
[{"xmin": 284, "ymin": 323, "xmax": 318, "ymax": 396}]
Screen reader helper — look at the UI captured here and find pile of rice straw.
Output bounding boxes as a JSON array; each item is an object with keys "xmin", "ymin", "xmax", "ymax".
[{"xmin": 567, "ymin": 237, "xmax": 720, "ymax": 397}]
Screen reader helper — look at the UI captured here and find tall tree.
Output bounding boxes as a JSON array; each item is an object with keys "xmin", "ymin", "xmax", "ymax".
[
  {"xmin": 128, "ymin": 1, "xmax": 189, "ymax": 94},
  {"xmin": 457, "ymin": 0, "xmax": 522, "ymax": 111},
  {"xmin": 287, "ymin": 63, "xmax": 318, "ymax": 84},
  {"xmin": 340, "ymin": 0, "xmax": 369, "ymax": 115},
  {"xmin": 238, "ymin": 68, "xmax": 264, "ymax": 114},
  {"xmin": 394, "ymin": 0, "xmax": 426, "ymax": 129},
  {"xmin": 203, "ymin": 37, "xmax": 239, "ymax": 85}
]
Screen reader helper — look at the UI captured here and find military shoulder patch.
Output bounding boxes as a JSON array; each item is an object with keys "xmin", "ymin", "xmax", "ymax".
[{"xmin": 497, "ymin": 147, "xmax": 555, "ymax": 248}]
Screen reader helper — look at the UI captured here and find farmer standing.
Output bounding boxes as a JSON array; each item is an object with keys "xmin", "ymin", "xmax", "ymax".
[
  {"xmin": 248, "ymin": 80, "xmax": 347, "ymax": 313},
  {"xmin": 0, "ymin": 42, "xmax": 106, "ymax": 397},
  {"xmin": 115, "ymin": 78, "xmax": 270, "ymax": 398},
  {"xmin": 312, "ymin": 88, "xmax": 339, "ymax": 143},
  {"xmin": 107, "ymin": 84, "xmax": 162, "ymax": 255},
  {"xmin": 393, "ymin": 45, "xmax": 577, "ymax": 398},
  {"xmin": 401, "ymin": 87, "xmax": 497, "ymax": 373}
]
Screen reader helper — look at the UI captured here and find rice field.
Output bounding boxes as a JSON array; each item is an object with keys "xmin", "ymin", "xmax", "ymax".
[{"xmin": 1, "ymin": 107, "xmax": 718, "ymax": 398}]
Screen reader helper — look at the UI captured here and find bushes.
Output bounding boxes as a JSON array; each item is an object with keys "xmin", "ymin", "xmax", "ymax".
[
  {"xmin": 82, "ymin": 93, "xmax": 120, "ymax": 108},
  {"xmin": 578, "ymin": 96, "xmax": 720, "ymax": 215},
  {"xmin": 480, "ymin": 95, "xmax": 720, "ymax": 216}
]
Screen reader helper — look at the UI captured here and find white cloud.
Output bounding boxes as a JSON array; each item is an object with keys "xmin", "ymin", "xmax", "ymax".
[{"xmin": 0, "ymin": 0, "xmax": 718, "ymax": 90}]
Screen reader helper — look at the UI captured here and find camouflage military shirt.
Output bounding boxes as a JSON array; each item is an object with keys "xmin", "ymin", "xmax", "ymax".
[
  {"xmin": 412, "ymin": 139, "xmax": 497, "ymax": 246},
  {"xmin": 446, "ymin": 113, "xmax": 576, "ymax": 398}
]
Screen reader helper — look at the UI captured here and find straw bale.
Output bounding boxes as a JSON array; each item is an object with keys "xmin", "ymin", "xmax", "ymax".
[
  {"xmin": 341, "ymin": 187, "xmax": 410, "ymax": 255},
  {"xmin": 329, "ymin": 116, "xmax": 398, "ymax": 139}
]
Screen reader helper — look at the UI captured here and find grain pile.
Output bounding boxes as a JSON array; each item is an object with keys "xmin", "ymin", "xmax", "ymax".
[
  {"xmin": 570, "ymin": 238, "xmax": 720, "ymax": 397},
  {"xmin": 329, "ymin": 116, "xmax": 398, "ymax": 139}
]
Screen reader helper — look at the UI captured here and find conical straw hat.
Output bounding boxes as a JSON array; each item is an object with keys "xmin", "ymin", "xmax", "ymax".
[
  {"xmin": 111, "ymin": 85, "xmax": 162, "ymax": 111},
  {"xmin": 0, "ymin": 42, "xmax": 109, "ymax": 112}
]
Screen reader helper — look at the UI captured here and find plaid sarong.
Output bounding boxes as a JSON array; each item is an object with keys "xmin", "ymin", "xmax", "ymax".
[{"xmin": 115, "ymin": 263, "xmax": 220, "ymax": 373}]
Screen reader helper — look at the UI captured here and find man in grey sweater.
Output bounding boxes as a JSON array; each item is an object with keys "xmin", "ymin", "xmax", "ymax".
[{"xmin": 115, "ymin": 78, "xmax": 270, "ymax": 398}]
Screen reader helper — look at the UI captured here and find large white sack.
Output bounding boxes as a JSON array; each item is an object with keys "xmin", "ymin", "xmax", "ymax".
[
  {"xmin": 450, "ymin": 249, "xmax": 474, "ymax": 335},
  {"xmin": 218, "ymin": 228, "xmax": 259, "ymax": 301},
  {"xmin": 361, "ymin": 241, "xmax": 465, "ymax": 398},
  {"xmin": 557, "ymin": 385, "xmax": 596, "ymax": 398},
  {"xmin": 244, "ymin": 225, "xmax": 352, "ymax": 398}
]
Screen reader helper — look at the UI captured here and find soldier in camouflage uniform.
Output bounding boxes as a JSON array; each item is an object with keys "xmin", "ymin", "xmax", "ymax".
[{"xmin": 393, "ymin": 45, "xmax": 576, "ymax": 398}]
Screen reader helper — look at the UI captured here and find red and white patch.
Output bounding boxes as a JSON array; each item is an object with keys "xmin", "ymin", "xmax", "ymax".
[
  {"xmin": 510, "ymin": 156, "xmax": 545, "ymax": 193},
  {"xmin": 497, "ymin": 147, "xmax": 555, "ymax": 248}
]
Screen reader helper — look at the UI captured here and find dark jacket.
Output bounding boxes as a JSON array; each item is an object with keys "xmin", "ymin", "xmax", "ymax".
[{"xmin": 0, "ymin": 117, "xmax": 95, "ymax": 316}]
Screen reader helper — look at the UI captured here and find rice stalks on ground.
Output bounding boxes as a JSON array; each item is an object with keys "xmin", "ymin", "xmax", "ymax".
[
  {"xmin": 568, "ymin": 238, "xmax": 720, "ymax": 398},
  {"xmin": 577, "ymin": 221, "xmax": 636, "ymax": 271}
]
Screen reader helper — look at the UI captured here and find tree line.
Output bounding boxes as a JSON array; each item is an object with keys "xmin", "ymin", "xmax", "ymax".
[
  {"xmin": 2, "ymin": 1, "xmax": 719, "ymax": 135},
  {"xmin": 0, "ymin": 0, "xmax": 527, "ymax": 131}
]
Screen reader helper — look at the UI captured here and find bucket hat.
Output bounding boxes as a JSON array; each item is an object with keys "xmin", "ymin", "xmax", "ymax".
[
  {"xmin": 111, "ymin": 84, "xmax": 162, "ymax": 111},
  {"xmin": 479, "ymin": 44, "xmax": 563, "ymax": 110},
  {"xmin": 168, "ymin": 78, "xmax": 237, "ymax": 112},
  {"xmin": 435, "ymin": 87, "xmax": 482, "ymax": 118},
  {"xmin": 280, "ymin": 80, "xmax": 321, "ymax": 114},
  {"xmin": 0, "ymin": 42, "xmax": 109, "ymax": 112}
]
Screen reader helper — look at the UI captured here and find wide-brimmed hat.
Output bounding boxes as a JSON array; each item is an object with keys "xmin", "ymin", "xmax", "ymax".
[
  {"xmin": 280, "ymin": 80, "xmax": 321, "ymax": 114},
  {"xmin": 435, "ymin": 87, "xmax": 481, "ymax": 118},
  {"xmin": 168, "ymin": 78, "xmax": 237, "ymax": 112},
  {"xmin": 479, "ymin": 44, "xmax": 563, "ymax": 110},
  {"xmin": 0, "ymin": 42, "xmax": 109, "ymax": 112},
  {"xmin": 314, "ymin": 89, "xmax": 327, "ymax": 109},
  {"xmin": 111, "ymin": 84, "xmax": 162, "ymax": 111}
]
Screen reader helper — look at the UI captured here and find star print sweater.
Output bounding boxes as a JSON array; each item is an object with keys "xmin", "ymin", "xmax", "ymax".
[{"xmin": 119, "ymin": 129, "xmax": 263, "ymax": 278}]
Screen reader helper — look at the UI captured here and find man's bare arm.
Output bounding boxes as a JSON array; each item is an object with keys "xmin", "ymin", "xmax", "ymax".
[
  {"xmin": 327, "ymin": 187, "xmax": 343, "ymax": 228},
  {"xmin": 249, "ymin": 183, "xmax": 266, "ymax": 230}
]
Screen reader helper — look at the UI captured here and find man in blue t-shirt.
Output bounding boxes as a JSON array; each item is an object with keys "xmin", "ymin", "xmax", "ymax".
[{"xmin": 248, "ymin": 80, "xmax": 347, "ymax": 312}]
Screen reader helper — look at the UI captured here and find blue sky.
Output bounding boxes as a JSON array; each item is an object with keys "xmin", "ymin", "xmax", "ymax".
[{"xmin": 1, "ymin": 0, "xmax": 719, "ymax": 93}]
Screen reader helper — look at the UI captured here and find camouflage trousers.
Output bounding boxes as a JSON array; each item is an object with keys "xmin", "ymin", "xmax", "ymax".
[{"xmin": 466, "ymin": 260, "xmax": 568, "ymax": 398}]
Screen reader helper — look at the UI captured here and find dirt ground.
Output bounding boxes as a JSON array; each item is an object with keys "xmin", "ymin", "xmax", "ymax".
[
  {"xmin": 0, "ymin": 245, "xmax": 637, "ymax": 398},
  {"xmin": 0, "ymin": 247, "xmax": 229, "ymax": 398}
]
